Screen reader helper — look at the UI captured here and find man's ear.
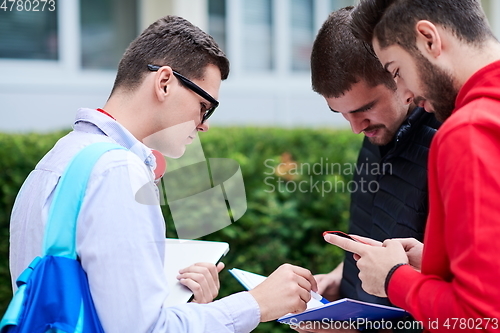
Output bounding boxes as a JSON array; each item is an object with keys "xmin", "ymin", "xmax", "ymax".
[
  {"xmin": 415, "ymin": 20, "xmax": 442, "ymax": 59},
  {"xmin": 153, "ymin": 66, "xmax": 175, "ymax": 102}
]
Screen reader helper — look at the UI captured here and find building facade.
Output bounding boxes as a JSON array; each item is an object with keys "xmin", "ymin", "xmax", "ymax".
[{"xmin": 1, "ymin": 0, "xmax": 499, "ymax": 132}]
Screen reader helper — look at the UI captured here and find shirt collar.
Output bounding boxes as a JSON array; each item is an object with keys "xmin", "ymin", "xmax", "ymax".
[{"xmin": 73, "ymin": 108, "xmax": 156, "ymax": 170}]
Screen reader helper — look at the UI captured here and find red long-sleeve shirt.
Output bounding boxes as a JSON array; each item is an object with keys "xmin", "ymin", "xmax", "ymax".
[{"xmin": 387, "ymin": 60, "xmax": 500, "ymax": 332}]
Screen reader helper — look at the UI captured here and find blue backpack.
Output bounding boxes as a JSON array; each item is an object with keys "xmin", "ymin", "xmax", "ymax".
[{"xmin": 0, "ymin": 142, "xmax": 126, "ymax": 333}]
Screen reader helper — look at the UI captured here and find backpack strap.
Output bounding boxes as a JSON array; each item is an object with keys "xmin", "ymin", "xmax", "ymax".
[{"xmin": 43, "ymin": 142, "xmax": 127, "ymax": 259}]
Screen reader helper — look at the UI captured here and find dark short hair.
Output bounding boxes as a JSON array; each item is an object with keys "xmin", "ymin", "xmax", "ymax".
[
  {"xmin": 311, "ymin": 7, "xmax": 395, "ymax": 98},
  {"xmin": 351, "ymin": 0, "xmax": 494, "ymax": 53},
  {"xmin": 111, "ymin": 15, "xmax": 229, "ymax": 94}
]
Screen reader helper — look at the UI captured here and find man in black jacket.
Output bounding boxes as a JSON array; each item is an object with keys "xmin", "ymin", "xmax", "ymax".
[{"xmin": 297, "ymin": 7, "xmax": 441, "ymax": 333}]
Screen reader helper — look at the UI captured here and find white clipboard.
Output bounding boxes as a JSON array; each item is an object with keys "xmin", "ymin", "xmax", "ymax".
[{"xmin": 164, "ymin": 238, "xmax": 229, "ymax": 307}]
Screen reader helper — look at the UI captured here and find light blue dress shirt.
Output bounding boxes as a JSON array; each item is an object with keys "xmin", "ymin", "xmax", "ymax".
[{"xmin": 9, "ymin": 108, "xmax": 260, "ymax": 333}]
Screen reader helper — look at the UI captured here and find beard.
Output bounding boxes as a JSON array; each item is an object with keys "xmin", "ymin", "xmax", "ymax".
[
  {"xmin": 365, "ymin": 124, "xmax": 397, "ymax": 146},
  {"xmin": 414, "ymin": 52, "xmax": 458, "ymax": 122}
]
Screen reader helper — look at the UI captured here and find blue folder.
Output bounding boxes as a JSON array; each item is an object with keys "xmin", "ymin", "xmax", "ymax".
[
  {"xmin": 277, "ymin": 297, "xmax": 408, "ymax": 324},
  {"xmin": 229, "ymin": 267, "xmax": 408, "ymax": 324}
]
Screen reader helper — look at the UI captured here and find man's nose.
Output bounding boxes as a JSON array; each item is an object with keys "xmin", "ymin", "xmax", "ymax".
[
  {"xmin": 396, "ymin": 78, "xmax": 415, "ymax": 105},
  {"xmin": 345, "ymin": 113, "xmax": 369, "ymax": 134},
  {"xmin": 197, "ymin": 120, "xmax": 209, "ymax": 132}
]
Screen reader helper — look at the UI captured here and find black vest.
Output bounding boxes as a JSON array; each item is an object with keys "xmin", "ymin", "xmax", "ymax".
[{"xmin": 339, "ymin": 107, "xmax": 441, "ymax": 306}]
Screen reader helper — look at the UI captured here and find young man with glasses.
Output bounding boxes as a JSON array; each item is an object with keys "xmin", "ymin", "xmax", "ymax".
[{"xmin": 9, "ymin": 15, "xmax": 317, "ymax": 333}]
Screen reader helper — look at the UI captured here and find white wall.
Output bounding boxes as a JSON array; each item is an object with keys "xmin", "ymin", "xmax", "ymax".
[
  {"xmin": 484, "ymin": 0, "xmax": 500, "ymax": 38},
  {"xmin": 213, "ymin": 0, "xmax": 347, "ymax": 128},
  {"xmin": 0, "ymin": 68, "xmax": 115, "ymax": 132},
  {"xmin": 0, "ymin": 0, "xmax": 347, "ymax": 133},
  {"xmin": 213, "ymin": 75, "xmax": 346, "ymax": 128},
  {"xmin": 4, "ymin": 0, "xmax": 500, "ymax": 133}
]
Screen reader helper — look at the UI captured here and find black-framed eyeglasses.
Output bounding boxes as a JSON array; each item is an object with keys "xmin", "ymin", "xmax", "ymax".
[{"xmin": 147, "ymin": 64, "xmax": 219, "ymax": 124}]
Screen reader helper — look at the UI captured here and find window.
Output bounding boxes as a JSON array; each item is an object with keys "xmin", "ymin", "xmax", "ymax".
[
  {"xmin": 242, "ymin": 0, "xmax": 273, "ymax": 71},
  {"xmin": 0, "ymin": 0, "xmax": 138, "ymax": 70},
  {"xmin": 80, "ymin": 0, "xmax": 138, "ymax": 70},
  {"xmin": 208, "ymin": 0, "xmax": 357, "ymax": 75},
  {"xmin": 291, "ymin": 0, "xmax": 314, "ymax": 71},
  {"xmin": 331, "ymin": 0, "xmax": 355, "ymax": 11},
  {"xmin": 0, "ymin": 10, "xmax": 58, "ymax": 60},
  {"xmin": 208, "ymin": 0, "xmax": 227, "ymax": 53}
]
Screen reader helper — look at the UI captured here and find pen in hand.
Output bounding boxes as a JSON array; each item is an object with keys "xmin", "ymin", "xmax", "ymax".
[{"xmin": 310, "ymin": 291, "xmax": 329, "ymax": 304}]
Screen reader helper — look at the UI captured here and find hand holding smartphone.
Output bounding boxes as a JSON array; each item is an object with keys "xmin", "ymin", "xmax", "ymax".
[{"xmin": 322, "ymin": 231, "xmax": 371, "ymax": 245}]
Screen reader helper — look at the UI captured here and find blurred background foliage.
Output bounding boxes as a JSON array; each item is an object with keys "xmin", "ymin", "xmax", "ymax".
[{"xmin": 0, "ymin": 127, "xmax": 362, "ymax": 332}]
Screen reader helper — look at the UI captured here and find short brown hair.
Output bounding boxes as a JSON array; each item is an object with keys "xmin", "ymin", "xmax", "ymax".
[
  {"xmin": 351, "ymin": 0, "xmax": 494, "ymax": 54},
  {"xmin": 311, "ymin": 7, "xmax": 395, "ymax": 98},
  {"xmin": 111, "ymin": 15, "xmax": 229, "ymax": 94}
]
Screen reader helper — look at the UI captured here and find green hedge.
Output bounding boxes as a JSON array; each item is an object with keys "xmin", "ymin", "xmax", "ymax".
[{"xmin": 0, "ymin": 127, "xmax": 362, "ymax": 332}]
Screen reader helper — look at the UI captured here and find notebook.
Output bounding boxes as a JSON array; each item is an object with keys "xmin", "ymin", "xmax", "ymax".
[
  {"xmin": 228, "ymin": 268, "xmax": 327, "ymax": 310},
  {"xmin": 164, "ymin": 238, "xmax": 229, "ymax": 307},
  {"xmin": 229, "ymin": 267, "xmax": 408, "ymax": 324}
]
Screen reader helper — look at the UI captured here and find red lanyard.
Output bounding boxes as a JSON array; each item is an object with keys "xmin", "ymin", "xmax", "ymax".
[{"xmin": 96, "ymin": 108, "xmax": 116, "ymax": 120}]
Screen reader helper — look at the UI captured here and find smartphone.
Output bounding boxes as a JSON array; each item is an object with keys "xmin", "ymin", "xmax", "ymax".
[{"xmin": 323, "ymin": 231, "xmax": 369, "ymax": 244}]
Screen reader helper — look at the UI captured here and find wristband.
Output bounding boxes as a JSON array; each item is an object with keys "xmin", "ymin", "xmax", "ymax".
[{"xmin": 384, "ymin": 263, "xmax": 409, "ymax": 296}]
